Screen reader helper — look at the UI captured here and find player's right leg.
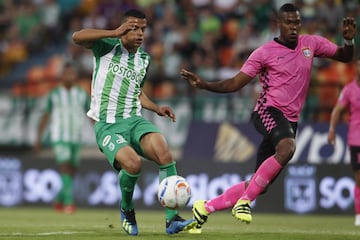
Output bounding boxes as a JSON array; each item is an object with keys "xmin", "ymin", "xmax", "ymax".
[
  {"xmin": 350, "ymin": 147, "xmax": 360, "ymax": 226},
  {"xmin": 232, "ymin": 107, "xmax": 296, "ymax": 224},
  {"xmin": 115, "ymin": 147, "xmax": 142, "ymax": 236},
  {"xmin": 118, "ymin": 168, "xmax": 140, "ymax": 235},
  {"xmin": 95, "ymin": 121, "xmax": 142, "ymax": 235},
  {"xmin": 53, "ymin": 143, "xmax": 76, "ymax": 213}
]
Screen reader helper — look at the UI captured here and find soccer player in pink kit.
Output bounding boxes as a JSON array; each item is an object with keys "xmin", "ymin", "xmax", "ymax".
[
  {"xmin": 180, "ymin": 3, "xmax": 356, "ymax": 232},
  {"xmin": 328, "ymin": 58, "xmax": 360, "ymax": 226}
]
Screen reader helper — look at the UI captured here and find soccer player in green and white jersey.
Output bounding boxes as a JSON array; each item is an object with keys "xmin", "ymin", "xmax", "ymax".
[
  {"xmin": 72, "ymin": 9, "xmax": 196, "ymax": 236},
  {"xmin": 35, "ymin": 63, "xmax": 90, "ymax": 214}
]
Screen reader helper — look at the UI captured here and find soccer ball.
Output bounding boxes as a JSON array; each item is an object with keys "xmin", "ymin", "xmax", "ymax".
[{"xmin": 158, "ymin": 175, "xmax": 191, "ymax": 209}]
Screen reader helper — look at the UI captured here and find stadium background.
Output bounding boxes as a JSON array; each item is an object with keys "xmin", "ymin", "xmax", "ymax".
[{"xmin": 0, "ymin": 0, "xmax": 359, "ymax": 215}]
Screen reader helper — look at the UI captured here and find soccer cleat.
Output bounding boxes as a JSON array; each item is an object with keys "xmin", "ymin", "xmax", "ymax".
[
  {"xmin": 232, "ymin": 199, "xmax": 252, "ymax": 224},
  {"xmin": 63, "ymin": 205, "xmax": 76, "ymax": 214},
  {"xmin": 189, "ymin": 200, "xmax": 210, "ymax": 234},
  {"xmin": 355, "ymin": 214, "xmax": 360, "ymax": 226},
  {"xmin": 166, "ymin": 215, "xmax": 197, "ymax": 234},
  {"xmin": 120, "ymin": 209, "xmax": 138, "ymax": 236},
  {"xmin": 53, "ymin": 202, "xmax": 63, "ymax": 212},
  {"xmin": 188, "ymin": 224, "xmax": 202, "ymax": 234}
]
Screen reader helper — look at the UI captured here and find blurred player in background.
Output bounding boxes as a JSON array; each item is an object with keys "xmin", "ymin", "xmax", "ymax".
[
  {"xmin": 328, "ymin": 57, "xmax": 360, "ymax": 226},
  {"xmin": 180, "ymin": 3, "xmax": 356, "ymax": 232},
  {"xmin": 34, "ymin": 63, "xmax": 90, "ymax": 214},
  {"xmin": 72, "ymin": 9, "xmax": 196, "ymax": 236}
]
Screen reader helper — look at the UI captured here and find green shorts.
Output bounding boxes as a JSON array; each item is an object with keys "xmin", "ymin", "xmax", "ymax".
[
  {"xmin": 94, "ymin": 116, "xmax": 161, "ymax": 170},
  {"xmin": 52, "ymin": 142, "xmax": 81, "ymax": 166}
]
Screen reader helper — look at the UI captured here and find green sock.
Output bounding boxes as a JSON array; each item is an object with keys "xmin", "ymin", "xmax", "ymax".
[
  {"xmin": 119, "ymin": 170, "xmax": 140, "ymax": 210},
  {"xmin": 159, "ymin": 162, "xmax": 179, "ymax": 221},
  {"xmin": 54, "ymin": 185, "xmax": 64, "ymax": 204},
  {"xmin": 61, "ymin": 174, "xmax": 74, "ymax": 205}
]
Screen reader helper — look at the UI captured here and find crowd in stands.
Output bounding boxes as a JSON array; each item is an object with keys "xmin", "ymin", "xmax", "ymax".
[{"xmin": 0, "ymin": 0, "xmax": 359, "ymax": 121}]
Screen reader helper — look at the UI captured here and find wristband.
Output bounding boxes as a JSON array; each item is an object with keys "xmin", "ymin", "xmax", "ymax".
[{"xmin": 343, "ymin": 38, "xmax": 354, "ymax": 46}]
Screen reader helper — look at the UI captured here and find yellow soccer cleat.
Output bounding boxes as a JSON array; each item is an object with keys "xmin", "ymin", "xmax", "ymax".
[
  {"xmin": 232, "ymin": 199, "xmax": 252, "ymax": 224},
  {"xmin": 189, "ymin": 200, "xmax": 210, "ymax": 234},
  {"xmin": 188, "ymin": 225, "xmax": 202, "ymax": 234}
]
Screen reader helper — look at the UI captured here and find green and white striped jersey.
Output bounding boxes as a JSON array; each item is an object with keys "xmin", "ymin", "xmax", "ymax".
[
  {"xmin": 46, "ymin": 85, "xmax": 89, "ymax": 144},
  {"xmin": 87, "ymin": 38, "xmax": 151, "ymax": 123}
]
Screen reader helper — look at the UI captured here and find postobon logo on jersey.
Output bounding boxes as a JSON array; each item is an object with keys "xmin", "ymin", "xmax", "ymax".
[{"xmin": 108, "ymin": 63, "xmax": 145, "ymax": 82}]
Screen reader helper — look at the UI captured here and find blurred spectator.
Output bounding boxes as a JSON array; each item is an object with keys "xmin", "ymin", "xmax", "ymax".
[
  {"xmin": 1, "ymin": 0, "xmax": 357, "ymax": 124},
  {"xmin": 40, "ymin": 0, "xmax": 61, "ymax": 44},
  {"xmin": 82, "ymin": 6, "xmax": 107, "ymax": 29},
  {"xmin": 14, "ymin": 1, "xmax": 44, "ymax": 53},
  {"xmin": 318, "ymin": 0, "xmax": 344, "ymax": 34}
]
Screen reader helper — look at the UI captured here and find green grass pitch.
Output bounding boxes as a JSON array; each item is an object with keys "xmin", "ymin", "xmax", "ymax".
[{"xmin": 0, "ymin": 207, "xmax": 359, "ymax": 240}]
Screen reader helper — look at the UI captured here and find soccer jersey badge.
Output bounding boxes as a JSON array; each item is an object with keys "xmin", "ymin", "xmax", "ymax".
[{"xmin": 302, "ymin": 48, "xmax": 312, "ymax": 58}]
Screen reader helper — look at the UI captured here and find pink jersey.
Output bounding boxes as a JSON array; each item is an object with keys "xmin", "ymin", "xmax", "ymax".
[
  {"xmin": 241, "ymin": 35, "xmax": 337, "ymax": 122},
  {"xmin": 338, "ymin": 80, "xmax": 360, "ymax": 146}
]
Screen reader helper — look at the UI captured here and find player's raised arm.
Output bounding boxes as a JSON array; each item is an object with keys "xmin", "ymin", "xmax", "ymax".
[
  {"xmin": 180, "ymin": 69, "xmax": 253, "ymax": 93},
  {"xmin": 72, "ymin": 18, "xmax": 140, "ymax": 48},
  {"xmin": 331, "ymin": 17, "xmax": 356, "ymax": 62}
]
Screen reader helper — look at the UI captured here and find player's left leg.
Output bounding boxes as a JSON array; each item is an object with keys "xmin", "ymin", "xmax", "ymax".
[{"xmin": 138, "ymin": 129, "xmax": 196, "ymax": 234}]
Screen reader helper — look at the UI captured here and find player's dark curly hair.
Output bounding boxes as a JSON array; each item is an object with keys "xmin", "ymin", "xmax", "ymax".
[
  {"xmin": 122, "ymin": 9, "xmax": 146, "ymax": 22},
  {"xmin": 279, "ymin": 3, "xmax": 299, "ymax": 13},
  {"xmin": 277, "ymin": 3, "xmax": 300, "ymax": 19}
]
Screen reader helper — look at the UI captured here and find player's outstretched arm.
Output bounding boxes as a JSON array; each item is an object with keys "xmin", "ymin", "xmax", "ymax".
[
  {"xmin": 139, "ymin": 91, "xmax": 176, "ymax": 122},
  {"xmin": 331, "ymin": 17, "xmax": 356, "ymax": 62},
  {"xmin": 180, "ymin": 69, "xmax": 253, "ymax": 93}
]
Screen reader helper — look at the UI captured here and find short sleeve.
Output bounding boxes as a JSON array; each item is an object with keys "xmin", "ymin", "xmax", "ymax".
[
  {"xmin": 91, "ymin": 38, "xmax": 119, "ymax": 57},
  {"xmin": 240, "ymin": 48, "xmax": 264, "ymax": 78},
  {"xmin": 312, "ymin": 35, "xmax": 338, "ymax": 58},
  {"xmin": 338, "ymin": 85, "xmax": 350, "ymax": 107}
]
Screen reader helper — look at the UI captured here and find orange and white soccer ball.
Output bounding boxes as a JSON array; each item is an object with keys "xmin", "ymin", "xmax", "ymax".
[{"xmin": 157, "ymin": 175, "xmax": 191, "ymax": 209}]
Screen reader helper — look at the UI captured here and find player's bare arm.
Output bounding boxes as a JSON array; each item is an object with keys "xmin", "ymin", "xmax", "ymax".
[
  {"xmin": 180, "ymin": 69, "xmax": 253, "ymax": 93},
  {"xmin": 34, "ymin": 112, "xmax": 50, "ymax": 153},
  {"xmin": 72, "ymin": 19, "xmax": 140, "ymax": 48},
  {"xmin": 139, "ymin": 91, "xmax": 176, "ymax": 122},
  {"xmin": 331, "ymin": 17, "xmax": 356, "ymax": 62},
  {"xmin": 328, "ymin": 103, "xmax": 346, "ymax": 145}
]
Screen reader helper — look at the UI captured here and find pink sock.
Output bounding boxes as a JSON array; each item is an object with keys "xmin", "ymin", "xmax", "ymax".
[
  {"xmin": 355, "ymin": 185, "xmax": 360, "ymax": 214},
  {"xmin": 205, "ymin": 181, "xmax": 246, "ymax": 213},
  {"xmin": 241, "ymin": 156, "xmax": 282, "ymax": 201}
]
